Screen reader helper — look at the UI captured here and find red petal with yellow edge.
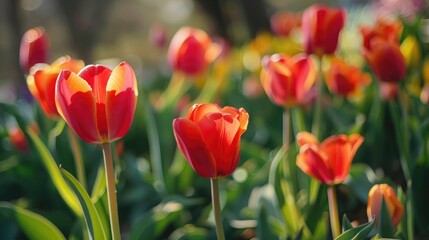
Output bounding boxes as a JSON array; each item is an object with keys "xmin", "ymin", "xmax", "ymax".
[
  {"xmin": 173, "ymin": 118, "xmax": 217, "ymax": 178},
  {"xmin": 105, "ymin": 63, "xmax": 138, "ymax": 141},
  {"xmin": 296, "ymin": 131, "xmax": 319, "ymax": 147},
  {"xmin": 78, "ymin": 64, "xmax": 112, "ymax": 104},
  {"xmin": 56, "ymin": 70, "xmax": 100, "ymax": 143},
  {"xmin": 33, "ymin": 70, "xmax": 59, "ymax": 118},
  {"xmin": 297, "ymin": 145, "xmax": 334, "ymax": 184}
]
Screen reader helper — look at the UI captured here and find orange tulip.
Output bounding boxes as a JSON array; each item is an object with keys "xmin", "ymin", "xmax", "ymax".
[
  {"xmin": 20, "ymin": 27, "xmax": 49, "ymax": 74},
  {"xmin": 301, "ymin": 4, "xmax": 346, "ymax": 56},
  {"xmin": 367, "ymin": 184, "xmax": 403, "ymax": 227},
  {"xmin": 55, "ymin": 62, "xmax": 138, "ymax": 144},
  {"xmin": 260, "ymin": 53, "xmax": 316, "ymax": 107},
  {"xmin": 27, "ymin": 56, "xmax": 84, "ymax": 118},
  {"xmin": 296, "ymin": 131, "xmax": 364, "ymax": 185},
  {"xmin": 173, "ymin": 103, "xmax": 249, "ymax": 178},
  {"xmin": 167, "ymin": 27, "xmax": 219, "ymax": 76},
  {"xmin": 325, "ymin": 58, "xmax": 371, "ymax": 98},
  {"xmin": 363, "ymin": 38, "xmax": 406, "ymax": 83}
]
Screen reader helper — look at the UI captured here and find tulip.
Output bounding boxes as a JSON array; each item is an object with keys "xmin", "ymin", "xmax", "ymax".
[
  {"xmin": 260, "ymin": 53, "xmax": 316, "ymax": 108},
  {"xmin": 360, "ymin": 19, "xmax": 402, "ymax": 51},
  {"xmin": 301, "ymin": 4, "xmax": 346, "ymax": 56},
  {"xmin": 367, "ymin": 184, "xmax": 403, "ymax": 227},
  {"xmin": 270, "ymin": 11, "xmax": 301, "ymax": 37},
  {"xmin": 167, "ymin": 27, "xmax": 219, "ymax": 75},
  {"xmin": 9, "ymin": 123, "xmax": 39, "ymax": 152},
  {"xmin": 363, "ymin": 38, "xmax": 406, "ymax": 84},
  {"xmin": 20, "ymin": 27, "xmax": 49, "ymax": 74},
  {"xmin": 173, "ymin": 103, "xmax": 249, "ymax": 178},
  {"xmin": 55, "ymin": 62, "xmax": 138, "ymax": 144},
  {"xmin": 325, "ymin": 58, "xmax": 371, "ymax": 98},
  {"xmin": 296, "ymin": 131, "xmax": 364, "ymax": 185},
  {"xmin": 27, "ymin": 56, "xmax": 84, "ymax": 118},
  {"xmin": 400, "ymin": 35, "xmax": 421, "ymax": 69}
]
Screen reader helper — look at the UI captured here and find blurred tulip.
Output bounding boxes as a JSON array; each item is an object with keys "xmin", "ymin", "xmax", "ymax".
[
  {"xmin": 400, "ymin": 35, "xmax": 421, "ymax": 69},
  {"xmin": 260, "ymin": 53, "xmax": 316, "ymax": 107},
  {"xmin": 301, "ymin": 5, "xmax": 346, "ymax": 56},
  {"xmin": 367, "ymin": 184, "xmax": 403, "ymax": 227},
  {"xmin": 325, "ymin": 58, "xmax": 371, "ymax": 98},
  {"xmin": 270, "ymin": 11, "xmax": 301, "ymax": 37},
  {"xmin": 19, "ymin": 27, "xmax": 49, "ymax": 74},
  {"xmin": 167, "ymin": 27, "xmax": 220, "ymax": 75},
  {"xmin": 379, "ymin": 82, "xmax": 399, "ymax": 101},
  {"xmin": 360, "ymin": 19, "xmax": 402, "ymax": 51},
  {"xmin": 27, "ymin": 56, "xmax": 84, "ymax": 118},
  {"xmin": 363, "ymin": 38, "xmax": 406, "ymax": 84},
  {"xmin": 9, "ymin": 122, "xmax": 39, "ymax": 152},
  {"xmin": 173, "ymin": 103, "xmax": 249, "ymax": 178},
  {"xmin": 149, "ymin": 23, "xmax": 167, "ymax": 49},
  {"xmin": 55, "ymin": 62, "xmax": 138, "ymax": 143},
  {"xmin": 296, "ymin": 131, "xmax": 364, "ymax": 185}
]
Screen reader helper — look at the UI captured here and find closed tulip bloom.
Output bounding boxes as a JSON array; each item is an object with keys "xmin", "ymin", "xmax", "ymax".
[
  {"xmin": 325, "ymin": 58, "xmax": 371, "ymax": 98},
  {"xmin": 363, "ymin": 38, "xmax": 406, "ymax": 83},
  {"xmin": 360, "ymin": 19, "xmax": 402, "ymax": 51},
  {"xmin": 260, "ymin": 53, "xmax": 316, "ymax": 107},
  {"xmin": 301, "ymin": 5, "xmax": 346, "ymax": 56},
  {"xmin": 296, "ymin": 131, "xmax": 364, "ymax": 185},
  {"xmin": 167, "ymin": 27, "xmax": 219, "ymax": 75},
  {"xmin": 367, "ymin": 184, "xmax": 403, "ymax": 227},
  {"xmin": 27, "ymin": 56, "xmax": 84, "ymax": 118},
  {"xmin": 173, "ymin": 103, "xmax": 249, "ymax": 178},
  {"xmin": 55, "ymin": 62, "xmax": 138, "ymax": 143},
  {"xmin": 20, "ymin": 27, "xmax": 49, "ymax": 74}
]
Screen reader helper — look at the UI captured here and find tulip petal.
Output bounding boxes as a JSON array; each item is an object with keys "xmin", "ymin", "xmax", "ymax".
[
  {"xmin": 297, "ymin": 145, "xmax": 334, "ymax": 184},
  {"xmin": 296, "ymin": 131, "xmax": 319, "ymax": 147},
  {"xmin": 320, "ymin": 135, "xmax": 351, "ymax": 183},
  {"xmin": 173, "ymin": 118, "xmax": 216, "ymax": 178},
  {"xmin": 56, "ymin": 70, "xmax": 100, "ymax": 143},
  {"xmin": 105, "ymin": 62, "xmax": 138, "ymax": 142},
  {"xmin": 187, "ymin": 103, "xmax": 221, "ymax": 122},
  {"xmin": 79, "ymin": 65, "xmax": 112, "ymax": 103}
]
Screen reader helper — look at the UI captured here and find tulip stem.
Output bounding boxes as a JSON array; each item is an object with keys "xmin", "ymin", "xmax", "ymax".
[
  {"xmin": 102, "ymin": 143, "xmax": 121, "ymax": 240},
  {"xmin": 210, "ymin": 178, "xmax": 225, "ymax": 240},
  {"xmin": 327, "ymin": 185, "xmax": 341, "ymax": 238},
  {"xmin": 312, "ymin": 56, "xmax": 324, "ymax": 139},
  {"xmin": 67, "ymin": 127, "xmax": 87, "ymax": 190},
  {"xmin": 283, "ymin": 109, "xmax": 291, "ymax": 149}
]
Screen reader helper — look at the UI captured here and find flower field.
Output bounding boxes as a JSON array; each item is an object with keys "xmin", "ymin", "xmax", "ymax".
[{"xmin": 0, "ymin": 1, "xmax": 429, "ymax": 240}]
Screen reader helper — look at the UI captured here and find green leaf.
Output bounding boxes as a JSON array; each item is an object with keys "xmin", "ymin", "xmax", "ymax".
[
  {"xmin": 379, "ymin": 197, "xmax": 395, "ymax": 238},
  {"xmin": 0, "ymin": 202, "xmax": 66, "ymax": 240},
  {"xmin": 257, "ymin": 204, "xmax": 280, "ymax": 240},
  {"xmin": 342, "ymin": 214, "xmax": 353, "ymax": 232},
  {"xmin": 26, "ymin": 126, "xmax": 82, "ymax": 216},
  {"xmin": 61, "ymin": 169, "xmax": 108, "ymax": 240},
  {"xmin": 335, "ymin": 218, "xmax": 375, "ymax": 240}
]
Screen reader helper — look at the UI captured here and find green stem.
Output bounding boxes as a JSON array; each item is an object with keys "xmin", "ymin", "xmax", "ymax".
[
  {"xmin": 210, "ymin": 178, "xmax": 225, "ymax": 240},
  {"xmin": 67, "ymin": 127, "xmax": 87, "ymax": 190},
  {"xmin": 102, "ymin": 143, "xmax": 121, "ymax": 240},
  {"xmin": 283, "ymin": 109, "xmax": 291, "ymax": 149},
  {"xmin": 327, "ymin": 185, "xmax": 341, "ymax": 238},
  {"xmin": 311, "ymin": 56, "xmax": 324, "ymax": 139}
]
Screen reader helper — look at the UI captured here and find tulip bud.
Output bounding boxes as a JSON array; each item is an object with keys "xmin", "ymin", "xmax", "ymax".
[
  {"xmin": 19, "ymin": 27, "xmax": 49, "ymax": 74},
  {"xmin": 367, "ymin": 184, "xmax": 403, "ymax": 228}
]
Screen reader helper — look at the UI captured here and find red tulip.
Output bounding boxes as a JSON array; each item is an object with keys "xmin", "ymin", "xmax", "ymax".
[
  {"xmin": 270, "ymin": 11, "xmax": 301, "ymax": 37},
  {"xmin": 9, "ymin": 123, "xmax": 39, "ymax": 152},
  {"xmin": 363, "ymin": 38, "xmax": 406, "ymax": 83},
  {"xmin": 27, "ymin": 56, "xmax": 84, "ymax": 118},
  {"xmin": 325, "ymin": 58, "xmax": 371, "ymax": 98},
  {"xmin": 55, "ymin": 62, "xmax": 138, "ymax": 143},
  {"xmin": 167, "ymin": 27, "xmax": 219, "ymax": 75},
  {"xmin": 173, "ymin": 103, "xmax": 249, "ymax": 178},
  {"xmin": 367, "ymin": 184, "xmax": 403, "ymax": 227},
  {"xmin": 296, "ymin": 131, "xmax": 364, "ymax": 185},
  {"xmin": 20, "ymin": 27, "xmax": 49, "ymax": 74},
  {"xmin": 301, "ymin": 5, "xmax": 346, "ymax": 56},
  {"xmin": 260, "ymin": 53, "xmax": 316, "ymax": 107},
  {"xmin": 360, "ymin": 19, "xmax": 402, "ymax": 51}
]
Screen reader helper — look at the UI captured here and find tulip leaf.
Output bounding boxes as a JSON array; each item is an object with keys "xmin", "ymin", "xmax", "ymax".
[
  {"xmin": 61, "ymin": 168, "xmax": 108, "ymax": 240},
  {"xmin": 26, "ymin": 124, "xmax": 82, "ymax": 216},
  {"xmin": 257, "ymin": 204, "xmax": 281, "ymax": 240},
  {"xmin": 379, "ymin": 197, "xmax": 395, "ymax": 238},
  {"xmin": 342, "ymin": 214, "xmax": 353, "ymax": 232},
  {"xmin": 0, "ymin": 202, "xmax": 66, "ymax": 240},
  {"xmin": 335, "ymin": 218, "xmax": 374, "ymax": 240}
]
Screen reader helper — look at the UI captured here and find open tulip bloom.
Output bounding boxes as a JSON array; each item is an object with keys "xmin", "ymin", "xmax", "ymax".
[
  {"xmin": 173, "ymin": 103, "xmax": 249, "ymax": 239},
  {"xmin": 55, "ymin": 61, "xmax": 138, "ymax": 240}
]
